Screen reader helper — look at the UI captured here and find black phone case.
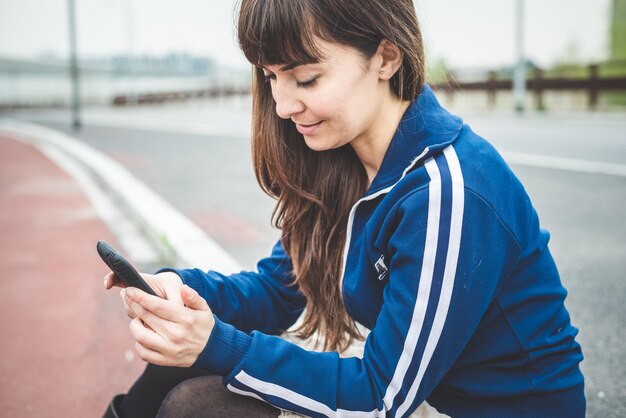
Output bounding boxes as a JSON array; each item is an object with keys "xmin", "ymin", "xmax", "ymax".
[{"xmin": 97, "ymin": 240, "xmax": 158, "ymax": 297}]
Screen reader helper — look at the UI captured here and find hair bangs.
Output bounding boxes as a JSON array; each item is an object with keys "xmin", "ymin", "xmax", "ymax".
[{"xmin": 237, "ymin": 0, "xmax": 326, "ymax": 67}]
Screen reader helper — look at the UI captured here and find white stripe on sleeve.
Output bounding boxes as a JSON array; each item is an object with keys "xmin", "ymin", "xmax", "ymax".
[
  {"xmin": 396, "ymin": 146, "xmax": 464, "ymax": 417},
  {"xmin": 382, "ymin": 156, "xmax": 442, "ymax": 409}
]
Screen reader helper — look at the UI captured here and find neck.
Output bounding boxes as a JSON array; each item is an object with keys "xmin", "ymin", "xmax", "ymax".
[{"xmin": 351, "ymin": 95, "xmax": 411, "ymax": 187}]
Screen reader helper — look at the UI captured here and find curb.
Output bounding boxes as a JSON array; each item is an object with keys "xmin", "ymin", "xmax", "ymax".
[{"xmin": 0, "ymin": 118, "xmax": 241, "ymax": 273}]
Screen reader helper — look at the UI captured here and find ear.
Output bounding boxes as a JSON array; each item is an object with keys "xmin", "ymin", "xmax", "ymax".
[{"xmin": 376, "ymin": 39, "xmax": 403, "ymax": 81}]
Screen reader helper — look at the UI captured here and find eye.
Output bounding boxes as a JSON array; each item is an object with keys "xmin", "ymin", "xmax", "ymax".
[{"xmin": 296, "ymin": 77, "xmax": 318, "ymax": 89}]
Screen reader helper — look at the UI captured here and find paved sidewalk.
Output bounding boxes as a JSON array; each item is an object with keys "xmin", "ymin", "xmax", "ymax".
[{"xmin": 0, "ymin": 134, "xmax": 145, "ymax": 417}]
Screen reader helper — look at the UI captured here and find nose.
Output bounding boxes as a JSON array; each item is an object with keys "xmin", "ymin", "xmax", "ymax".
[{"xmin": 272, "ymin": 81, "xmax": 305, "ymax": 120}]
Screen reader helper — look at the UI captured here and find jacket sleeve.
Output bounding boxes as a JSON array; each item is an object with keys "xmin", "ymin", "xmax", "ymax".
[
  {"xmin": 189, "ymin": 152, "xmax": 522, "ymax": 417},
  {"xmin": 159, "ymin": 240, "xmax": 306, "ymax": 335}
]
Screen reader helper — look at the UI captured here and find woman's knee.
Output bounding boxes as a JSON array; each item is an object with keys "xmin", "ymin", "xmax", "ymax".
[
  {"xmin": 157, "ymin": 376, "xmax": 280, "ymax": 417},
  {"xmin": 157, "ymin": 376, "xmax": 221, "ymax": 417}
]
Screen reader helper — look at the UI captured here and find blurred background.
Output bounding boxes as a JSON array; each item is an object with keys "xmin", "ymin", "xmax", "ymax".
[
  {"xmin": 0, "ymin": 0, "xmax": 624, "ymax": 417},
  {"xmin": 0, "ymin": 0, "xmax": 625, "ymax": 111}
]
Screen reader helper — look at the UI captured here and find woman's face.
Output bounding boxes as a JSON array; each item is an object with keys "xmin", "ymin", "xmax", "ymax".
[{"xmin": 262, "ymin": 38, "xmax": 388, "ymax": 152}]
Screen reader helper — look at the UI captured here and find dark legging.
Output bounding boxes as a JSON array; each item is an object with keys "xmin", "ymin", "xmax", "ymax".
[{"xmin": 119, "ymin": 364, "xmax": 281, "ymax": 417}]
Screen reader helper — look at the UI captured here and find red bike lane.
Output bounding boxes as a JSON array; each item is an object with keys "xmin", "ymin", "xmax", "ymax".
[{"xmin": 0, "ymin": 134, "xmax": 145, "ymax": 417}]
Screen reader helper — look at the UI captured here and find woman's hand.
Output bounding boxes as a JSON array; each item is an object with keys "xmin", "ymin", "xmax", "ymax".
[
  {"xmin": 103, "ymin": 271, "xmax": 184, "ymax": 319},
  {"xmin": 124, "ymin": 285, "xmax": 215, "ymax": 367}
]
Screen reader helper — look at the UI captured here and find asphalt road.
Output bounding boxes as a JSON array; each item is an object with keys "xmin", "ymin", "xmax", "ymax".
[{"xmin": 6, "ymin": 101, "xmax": 626, "ymax": 417}]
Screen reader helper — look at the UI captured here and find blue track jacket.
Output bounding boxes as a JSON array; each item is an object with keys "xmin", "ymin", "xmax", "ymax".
[{"xmin": 161, "ymin": 85, "xmax": 585, "ymax": 417}]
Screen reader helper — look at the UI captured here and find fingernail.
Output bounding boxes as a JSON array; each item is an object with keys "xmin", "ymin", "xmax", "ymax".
[
  {"xmin": 103, "ymin": 278, "xmax": 108, "ymax": 288},
  {"xmin": 126, "ymin": 288, "xmax": 134, "ymax": 298}
]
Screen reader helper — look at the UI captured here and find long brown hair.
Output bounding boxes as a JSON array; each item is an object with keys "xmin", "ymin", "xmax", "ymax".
[{"xmin": 237, "ymin": 0, "xmax": 425, "ymax": 351}]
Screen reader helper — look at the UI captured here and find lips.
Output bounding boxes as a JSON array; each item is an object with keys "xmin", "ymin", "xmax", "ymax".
[{"xmin": 295, "ymin": 121, "xmax": 322, "ymax": 135}]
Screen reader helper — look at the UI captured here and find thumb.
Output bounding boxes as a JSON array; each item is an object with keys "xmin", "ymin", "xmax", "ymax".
[{"xmin": 181, "ymin": 285, "xmax": 210, "ymax": 311}]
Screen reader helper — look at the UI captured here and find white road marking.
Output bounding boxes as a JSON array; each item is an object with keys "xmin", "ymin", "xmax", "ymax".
[
  {"xmin": 15, "ymin": 111, "xmax": 250, "ymax": 139},
  {"xmin": 501, "ymin": 151, "xmax": 626, "ymax": 178}
]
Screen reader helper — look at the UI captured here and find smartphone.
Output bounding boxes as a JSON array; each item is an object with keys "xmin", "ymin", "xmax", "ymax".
[{"xmin": 97, "ymin": 240, "xmax": 159, "ymax": 297}]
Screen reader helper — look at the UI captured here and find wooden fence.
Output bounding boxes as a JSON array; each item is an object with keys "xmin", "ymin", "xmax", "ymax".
[
  {"xmin": 430, "ymin": 64, "xmax": 626, "ymax": 111},
  {"xmin": 108, "ymin": 62, "xmax": 626, "ymax": 110},
  {"xmin": 112, "ymin": 85, "xmax": 250, "ymax": 106}
]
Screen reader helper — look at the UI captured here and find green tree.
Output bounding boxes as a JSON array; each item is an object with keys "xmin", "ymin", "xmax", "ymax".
[
  {"xmin": 426, "ymin": 57, "xmax": 453, "ymax": 84},
  {"xmin": 610, "ymin": 0, "xmax": 626, "ymax": 60}
]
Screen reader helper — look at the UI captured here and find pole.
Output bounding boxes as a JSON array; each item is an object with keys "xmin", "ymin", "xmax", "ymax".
[
  {"xmin": 513, "ymin": 0, "xmax": 526, "ymax": 113},
  {"xmin": 125, "ymin": 0, "xmax": 137, "ymax": 106},
  {"xmin": 68, "ymin": 0, "xmax": 81, "ymax": 128}
]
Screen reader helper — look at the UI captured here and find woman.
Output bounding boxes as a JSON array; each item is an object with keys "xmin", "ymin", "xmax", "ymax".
[{"xmin": 104, "ymin": 0, "xmax": 585, "ymax": 416}]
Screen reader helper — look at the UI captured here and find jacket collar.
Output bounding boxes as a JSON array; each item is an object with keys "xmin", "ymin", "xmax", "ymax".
[{"xmin": 366, "ymin": 84, "xmax": 464, "ymax": 196}]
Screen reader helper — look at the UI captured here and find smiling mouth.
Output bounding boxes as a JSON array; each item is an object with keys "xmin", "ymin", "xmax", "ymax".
[{"xmin": 295, "ymin": 121, "xmax": 323, "ymax": 135}]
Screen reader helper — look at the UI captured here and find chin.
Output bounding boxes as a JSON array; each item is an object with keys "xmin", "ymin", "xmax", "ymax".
[
  {"xmin": 303, "ymin": 133, "xmax": 350, "ymax": 152},
  {"xmin": 303, "ymin": 137, "xmax": 334, "ymax": 152}
]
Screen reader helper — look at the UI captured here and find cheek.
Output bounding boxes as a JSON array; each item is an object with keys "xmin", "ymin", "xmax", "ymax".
[
  {"xmin": 320, "ymin": 73, "xmax": 378, "ymax": 124},
  {"xmin": 308, "ymin": 87, "xmax": 346, "ymax": 118},
  {"xmin": 327, "ymin": 96, "xmax": 376, "ymax": 137},
  {"xmin": 311, "ymin": 85, "xmax": 363, "ymax": 126}
]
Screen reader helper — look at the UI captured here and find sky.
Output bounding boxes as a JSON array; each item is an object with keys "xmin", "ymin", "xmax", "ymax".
[{"xmin": 0, "ymin": 0, "xmax": 612, "ymax": 70}]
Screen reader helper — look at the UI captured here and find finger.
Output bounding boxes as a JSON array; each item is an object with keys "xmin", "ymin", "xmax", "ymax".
[
  {"xmin": 167, "ymin": 284, "xmax": 184, "ymax": 306},
  {"xmin": 125, "ymin": 288, "xmax": 185, "ymax": 322},
  {"xmin": 152, "ymin": 272, "xmax": 185, "ymax": 304},
  {"xmin": 104, "ymin": 271, "xmax": 126, "ymax": 290},
  {"xmin": 127, "ymin": 298, "xmax": 172, "ymax": 336},
  {"xmin": 120, "ymin": 289, "xmax": 137, "ymax": 319},
  {"xmin": 136, "ymin": 272, "xmax": 168, "ymax": 300},
  {"xmin": 180, "ymin": 285, "xmax": 210, "ymax": 311},
  {"xmin": 134, "ymin": 340, "xmax": 169, "ymax": 366},
  {"xmin": 125, "ymin": 289, "xmax": 185, "ymax": 336},
  {"xmin": 129, "ymin": 317, "xmax": 166, "ymax": 353}
]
